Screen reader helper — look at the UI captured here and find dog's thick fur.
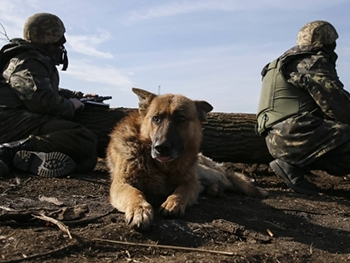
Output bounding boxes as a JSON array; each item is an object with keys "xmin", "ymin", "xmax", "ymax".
[{"xmin": 107, "ymin": 88, "xmax": 267, "ymax": 231}]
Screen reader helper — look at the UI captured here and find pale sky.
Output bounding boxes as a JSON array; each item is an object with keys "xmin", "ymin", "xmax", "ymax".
[{"xmin": 1, "ymin": 0, "xmax": 349, "ymax": 113}]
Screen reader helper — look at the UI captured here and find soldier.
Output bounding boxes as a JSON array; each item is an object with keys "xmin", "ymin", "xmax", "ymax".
[
  {"xmin": 257, "ymin": 20, "xmax": 350, "ymax": 195},
  {"xmin": 0, "ymin": 13, "xmax": 98, "ymax": 178}
]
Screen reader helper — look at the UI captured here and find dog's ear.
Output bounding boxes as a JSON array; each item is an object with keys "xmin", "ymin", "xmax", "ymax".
[
  {"xmin": 132, "ymin": 88, "xmax": 157, "ymax": 113},
  {"xmin": 195, "ymin": 100, "xmax": 213, "ymax": 122}
]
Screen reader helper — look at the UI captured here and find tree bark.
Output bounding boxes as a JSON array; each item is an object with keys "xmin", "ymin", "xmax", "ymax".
[
  {"xmin": 73, "ymin": 108, "xmax": 273, "ymax": 164},
  {"xmin": 201, "ymin": 112, "xmax": 273, "ymax": 164}
]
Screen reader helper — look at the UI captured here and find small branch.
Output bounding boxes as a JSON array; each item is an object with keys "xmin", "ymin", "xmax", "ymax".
[
  {"xmin": 0, "ymin": 22, "xmax": 10, "ymax": 41},
  {"xmin": 0, "ymin": 241, "xmax": 77, "ymax": 263},
  {"xmin": 32, "ymin": 214, "xmax": 72, "ymax": 239},
  {"xmin": 93, "ymin": 238, "xmax": 235, "ymax": 256},
  {"xmin": 309, "ymin": 242, "xmax": 314, "ymax": 254},
  {"xmin": 63, "ymin": 208, "xmax": 118, "ymax": 226},
  {"xmin": 271, "ymin": 207, "xmax": 327, "ymax": 215},
  {"xmin": 0, "ymin": 205, "xmax": 14, "ymax": 211}
]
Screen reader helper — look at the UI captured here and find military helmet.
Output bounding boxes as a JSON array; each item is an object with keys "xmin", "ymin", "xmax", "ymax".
[
  {"xmin": 23, "ymin": 13, "xmax": 66, "ymax": 44},
  {"xmin": 297, "ymin": 20, "xmax": 338, "ymax": 47}
]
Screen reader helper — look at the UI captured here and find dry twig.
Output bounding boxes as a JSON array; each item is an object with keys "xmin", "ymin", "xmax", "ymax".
[
  {"xmin": 93, "ymin": 238, "xmax": 235, "ymax": 256},
  {"xmin": 63, "ymin": 208, "xmax": 118, "ymax": 226},
  {"xmin": 32, "ymin": 213, "xmax": 72, "ymax": 239},
  {"xmin": 0, "ymin": 241, "xmax": 77, "ymax": 263}
]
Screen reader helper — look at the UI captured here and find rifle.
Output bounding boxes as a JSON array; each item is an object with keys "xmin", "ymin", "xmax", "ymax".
[{"xmin": 80, "ymin": 96, "xmax": 112, "ymax": 109}]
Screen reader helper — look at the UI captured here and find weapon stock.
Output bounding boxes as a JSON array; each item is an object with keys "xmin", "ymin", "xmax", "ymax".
[{"xmin": 80, "ymin": 96, "xmax": 112, "ymax": 109}]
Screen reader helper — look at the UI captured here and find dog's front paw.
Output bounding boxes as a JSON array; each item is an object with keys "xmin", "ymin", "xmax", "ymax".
[
  {"xmin": 125, "ymin": 201, "xmax": 154, "ymax": 231},
  {"xmin": 159, "ymin": 195, "xmax": 186, "ymax": 218}
]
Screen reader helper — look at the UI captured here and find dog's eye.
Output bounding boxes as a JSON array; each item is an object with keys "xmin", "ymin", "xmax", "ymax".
[
  {"xmin": 152, "ymin": 116, "xmax": 161, "ymax": 124},
  {"xmin": 175, "ymin": 115, "xmax": 187, "ymax": 123}
]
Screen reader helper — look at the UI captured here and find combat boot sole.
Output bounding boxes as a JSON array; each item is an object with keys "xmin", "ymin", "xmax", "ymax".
[
  {"xmin": 13, "ymin": 151, "xmax": 75, "ymax": 178},
  {"xmin": 270, "ymin": 160, "xmax": 318, "ymax": 195}
]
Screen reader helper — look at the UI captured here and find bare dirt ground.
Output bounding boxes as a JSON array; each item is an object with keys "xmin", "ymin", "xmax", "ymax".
[{"xmin": 1, "ymin": 158, "xmax": 350, "ymax": 263}]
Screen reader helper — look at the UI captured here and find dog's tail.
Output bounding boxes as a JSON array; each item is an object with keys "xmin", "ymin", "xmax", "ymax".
[
  {"xmin": 196, "ymin": 153, "xmax": 268, "ymax": 198},
  {"xmin": 224, "ymin": 170, "xmax": 268, "ymax": 198}
]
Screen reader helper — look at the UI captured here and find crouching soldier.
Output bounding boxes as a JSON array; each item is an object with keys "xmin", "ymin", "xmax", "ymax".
[
  {"xmin": 0, "ymin": 13, "xmax": 98, "ymax": 177},
  {"xmin": 257, "ymin": 20, "xmax": 350, "ymax": 194}
]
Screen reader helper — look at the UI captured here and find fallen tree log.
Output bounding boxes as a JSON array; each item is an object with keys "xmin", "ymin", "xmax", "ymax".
[
  {"xmin": 73, "ymin": 107, "xmax": 273, "ymax": 164},
  {"xmin": 201, "ymin": 112, "xmax": 273, "ymax": 164}
]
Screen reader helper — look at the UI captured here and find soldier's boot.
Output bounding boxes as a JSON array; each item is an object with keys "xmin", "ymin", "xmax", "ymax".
[
  {"xmin": 0, "ymin": 138, "xmax": 76, "ymax": 178},
  {"xmin": 0, "ymin": 138, "xmax": 30, "ymax": 177},
  {"xmin": 270, "ymin": 159, "xmax": 319, "ymax": 195}
]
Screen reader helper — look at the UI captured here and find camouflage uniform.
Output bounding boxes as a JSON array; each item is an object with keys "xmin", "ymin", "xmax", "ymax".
[
  {"xmin": 258, "ymin": 21, "xmax": 350, "ymax": 176},
  {"xmin": 0, "ymin": 21, "xmax": 97, "ymax": 173}
]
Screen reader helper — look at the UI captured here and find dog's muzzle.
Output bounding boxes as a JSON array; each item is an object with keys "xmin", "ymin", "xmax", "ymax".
[{"xmin": 152, "ymin": 141, "xmax": 179, "ymax": 162}]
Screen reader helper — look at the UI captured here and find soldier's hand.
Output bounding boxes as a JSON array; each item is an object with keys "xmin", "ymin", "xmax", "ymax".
[{"xmin": 83, "ymin": 93, "xmax": 98, "ymax": 98}]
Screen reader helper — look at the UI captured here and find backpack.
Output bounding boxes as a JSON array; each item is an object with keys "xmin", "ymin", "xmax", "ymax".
[
  {"xmin": 0, "ymin": 38, "xmax": 37, "ymax": 76},
  {"xmin": 0, "ymin": 39, "xmax": 39, "ymax": 108}
]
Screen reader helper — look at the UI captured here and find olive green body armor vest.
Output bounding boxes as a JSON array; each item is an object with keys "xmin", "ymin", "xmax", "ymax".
[{"xmin": 256, "ymin": 52, "xmax": 318, "ymax": 135}]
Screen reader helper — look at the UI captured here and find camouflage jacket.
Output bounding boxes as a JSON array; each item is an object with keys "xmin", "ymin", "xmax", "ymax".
[
  {"xmin": 282, "ymin": 45, "xmax": 350, "ymax": 124},
  {"xmin": 264, "ymin": 45, "xmax": 350, "ymax": 166},
  {"xmin": 0, "ymin": 39, "xmax": 83, "ymax": 120},
  {"xmin": 0, "ymin": 40, "xmax": 83, "ymax": 143}
]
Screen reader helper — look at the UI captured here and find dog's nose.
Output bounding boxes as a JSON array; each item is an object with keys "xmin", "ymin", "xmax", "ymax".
[{"xmin": 154, "ymin": 141, "xmax": 172, "ymax": 156}]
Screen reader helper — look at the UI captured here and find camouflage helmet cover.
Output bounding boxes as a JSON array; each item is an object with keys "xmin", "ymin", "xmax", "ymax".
[
  {"xmin": 297, "ymin": 20, "xmax": 338, "ymax": 47},
  {"xmin": 23, "ymin": 13, "xmax": 66, "ymax": 44}
]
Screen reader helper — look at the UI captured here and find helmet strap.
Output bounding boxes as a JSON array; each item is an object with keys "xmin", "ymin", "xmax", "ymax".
[
  {"xmin": 321, "ymin": 42, "xmax": 338, "ymax": 65},
  {"xmin": 61, "ymin": 46, "xmax": 68, "ymax": 71},
  {"xmin": 35, "ymin": 42, "xmax": 69, "ymax": 70}
]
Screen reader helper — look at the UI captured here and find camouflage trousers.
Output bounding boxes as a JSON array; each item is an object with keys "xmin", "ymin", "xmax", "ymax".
[
  {"xmin": 0, "ymin": 110, "xmax": 97, "ymax": 173},
  {"xmin": 308, "ymin": 140, "xmax": 350, "ymax": 175},
  {"xmin": 266, "ymin": 112, "xmax": 350, "ymax": 176}
]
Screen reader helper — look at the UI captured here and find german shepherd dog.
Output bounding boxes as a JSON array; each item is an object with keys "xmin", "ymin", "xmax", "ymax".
[{"xmin": 107, "ymin": 88, "xmax": 267, "ymax": 231}]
